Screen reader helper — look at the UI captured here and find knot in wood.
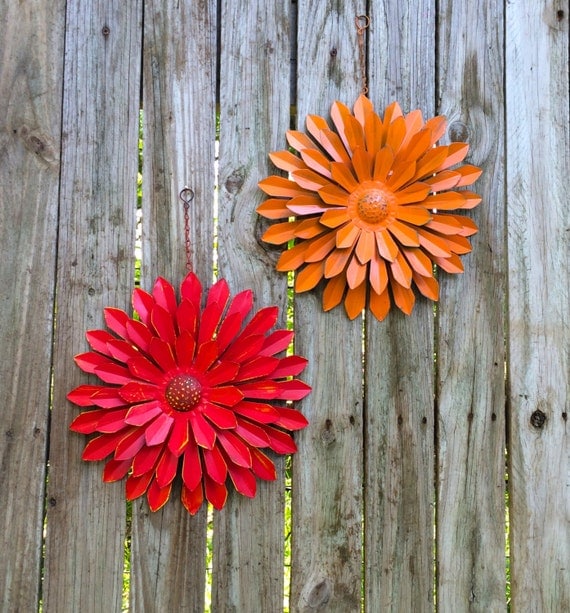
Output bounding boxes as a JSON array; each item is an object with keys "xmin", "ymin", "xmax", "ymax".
[
  {"xmin": 530, "ymin": 409, "xmax": 547, "ymax": 429},
  {"xmin": 225, "ymin": 170, "xmax": 245, "ymax": 194},
  {"xmin": 448, "ymin": 120, "xmax": 470, "ymax": 142}
]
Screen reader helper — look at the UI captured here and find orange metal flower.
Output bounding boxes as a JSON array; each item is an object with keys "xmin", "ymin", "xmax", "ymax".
[
  {"xmin": 68, "ymin": 273, "xmax": 310, "ymax": 514},
  {"xmin": 258, "ymin": 95, "xmax": 482, "ymax": 320}
]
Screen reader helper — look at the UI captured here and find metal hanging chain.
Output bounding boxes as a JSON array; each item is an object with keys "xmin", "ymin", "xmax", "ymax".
[
  {"xmin": 355, "ymin": 15, "xmax": 370, "ymax": 96},
  {"xmin": 179, "ymin": 187, "xmax": 195, "ymax": 272}
]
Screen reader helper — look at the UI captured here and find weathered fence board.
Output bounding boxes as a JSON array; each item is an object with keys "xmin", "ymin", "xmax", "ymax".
[
  {"xmin": 436, "ymin": 0, "xmax": 507, "ymax": 610},
  {"xmin": 0, "ymin": 1, "xmax": 64, "ymax": 610},
  {"xmin": 213, "ymin": 1, "xmax": 291, "ymax": 610},
  {"xmin": 506, "ymin": 0, "xmax": 570, "ymax": 609},
  {"xmin": 291, "ymin": 2, "xmax": 365, "ymax": 611},
  {"xmin": 365, "ymin": 2, "xmax": 436, "ymax": 610},
  {"xmin": 43, "ymin": 2, "xmax": 142, "ymax": 610},
  {"xmin": 129, "ymin": 1, "xmax": 217, "ymax": 609}
]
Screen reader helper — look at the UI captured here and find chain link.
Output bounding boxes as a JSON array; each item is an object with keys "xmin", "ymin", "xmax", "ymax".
[
  {"xmin": 179, "ymin": 187, "xmax": 195, "ymax": 272},
  {"xmin": 355, "ymin": 15, "xmax": 370, "ymax": 96}
]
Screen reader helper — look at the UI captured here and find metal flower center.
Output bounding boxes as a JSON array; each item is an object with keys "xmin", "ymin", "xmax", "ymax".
[
  {"xmin": 348, "ymin": 181, "xmax": 395, "ymax": 227},
  {"xmin": 165, "ymin": 375, "xmax": 202, "ymax": 412}
]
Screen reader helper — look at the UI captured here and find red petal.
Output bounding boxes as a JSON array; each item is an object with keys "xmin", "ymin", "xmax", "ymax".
[
  {"xmin": 168, "ymin": 419, "xmax": 189, "ymax": 456},
  {"xmin": 274, "ymin": 407, "xmax": 309, "ymax": 430},
  {"xmin": 85, "ymin": 329, "xmax": 115, "ymax": 355},
  {"xmin": 259, "ymin": 330, "xmax": 294, "ymax": 356},
  {"xmin": 205, "ymin": 360, "xmax": 239, "ymax": 386},
  {"xmin": 194, "ymin": 339, "xmax": 220, "ymax": 372},
  {"xmin": 234, "ymin": 356, "xmax": 279, "ymax": 382},
  {"xmin": 180, "ymin": 272, "xmax": 202, "ymax": 311},
  {"xmin": 94, "ymin": 362, "xmax": 133, "ymax": 385},
  {"xmin": 204, "ymin": 475, "xmax": 228, "ymax": 510},
  {"xmin": 120, "ymin": 382, "xmax": 159, "ymax": 404},
  {"xmin": 182, "ymin": 438, "xmax": 202, "ymax": 490},
  {"xmin": 215, "ymin": 313, "xmax": 243, "ymax": 353},
  {"xmin": 226, "ymin": 289, "xmax": 254, "ymax": 321},
  {"xmin": 97, "ymin": 408, "xmax": 130, "ymax": 433},
  {"xmin": 175, "ymin": 331, "xmax": 196, "ymax": 369},
  {"xmin": 155, "ymin": 448, "xmax": 178, "ymax": 488},
  {"xmin": 104, "ymin": 308, "xmax": 130, "ymax": 338},
  {"xmin": 125, "ymin": 401, "xmax": 163, "ymax": 426},
  {"xmin": 148, "ymin": 337, "xmax": 177, "ymax": 373},
  {"xmin": 217, "ymin": 431, "xmax": 252, "ymax": 467},
  {"xmin": 145, "ymin": 412, "xmax": 174, "ymax": 446},
  {"xmin": 208, "ymin": 386, "xmax": 243, "ymax": 407},
  {"xmin": 82, "ymin": 430, "xmax": 131, "ymax": 461},
  {"xmin": 235, "ymin": 418, "xmax": 271, "ymax": 447},
  {"xmin": 126, "ymin": 319, "xmax": 153, "ymax": 353},
  {"xmin": 202, "ymin": 403, "xmax": 238, "ymax": 429},
  {"xmin": 176, "ymin": 299, "xmax": 198, "ymax": 338},
  {"xmin": 90, "ymin": 387, "xmax": 127, "ymax": 409},
  {"xmin": 127, "ymin": 355, "xmax": 165, "ymax": 384},
  {"xmin": 265, "ymin": 427, "xmax": 297, "ymax": 454},
  {"xmin": 189, "ymin": 411, "xmax": 216, "ymax": 449},
  {"xmin": 270, "ymin": 355, "xmax": 308, "ymax": 378},
  {"xmin": 67, "ymin": 384, "xmax": 103, "ymax": 407},
  {"xmin": 70, "ymin": 409, "xmax": 106, "ymax": 434},
  {"xmin": 222, "ymin": 334, "xmax": 265, "ymax": 363},
  {"xmin": 103, "ymin": 458, "xmax": 131, "ymax": 482},
  {"xmin": 132, "ymin": 288, "xmax": 154, "ymax": 326},
  {"xmin": 227, "ymin": 464, "xmax": 256, "ymax": 498},
  {"xmin": 250, "ymin": 448, "xmax": 277, "ymax": 481},
  {"xmin": 233, "ymin": 400, "xmax": 280, "ymax": 424},
  {"xmin": 199, "ymin": 301, "xmax": 225, "ymax": 345},
  {"xmin": 126, "ymin": 471, "xmax": 153, "ymax": 500},
  {"xmin": 237, "ymin": 381, "xmax": 280, "ymax": 400},
  {"xmin": 114, "ymin": 428, "xmax": 147, "ymax": 461},
  {"xmin": 74, "ymin": 351, "xmax": 109, "ymax": 374},
  {"xmin": 147, "ymin": 479, "xmax": 172, "ymax": 511},
  {"xmin": 182, "ymin": 484, "xmax": 204, "ymax": 515},
  {"xmin": 203, "ymin": 445, "xmax": 227, "ymax": 484},
  {"xmin": 131, "ymin": 444, "xmax": 162, "ymax": 477},
  {"xmin": 106, "ymin": 339, "xmax": 139, "ymax": 363},
  {"xmin": 150, "ymin": 304, "xmax": 176, "ymax": 345},
  {"xmin": 274, "ymin": 379, "xmax": 312, "ymax": 401},
  {"xmin": 239, "ymin": 306, "xmax": 279, "ymax": 338},
  {"xmin": 152, "ymin": 277, "xmax": 177, "ymax": 316}
]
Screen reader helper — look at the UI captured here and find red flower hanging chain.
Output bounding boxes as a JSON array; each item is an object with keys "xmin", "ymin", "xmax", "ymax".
[{"xmin": 68, "ymin": 188, "xmax": 311, "ymax": 514}]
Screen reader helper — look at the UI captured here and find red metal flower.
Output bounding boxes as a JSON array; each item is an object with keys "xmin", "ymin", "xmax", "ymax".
[{"xmin": 68, "ymin": 273, "xmax": 310, "ymax": 514}]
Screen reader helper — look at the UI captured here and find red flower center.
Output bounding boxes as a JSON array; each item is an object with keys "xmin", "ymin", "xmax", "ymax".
[
  {"xmin": 165, "ymin": 375, "xmax": 202, "ymax": 412},
  {"xmin": 349, "ymin": 181, "xmax": 395, "ymax": 227}
]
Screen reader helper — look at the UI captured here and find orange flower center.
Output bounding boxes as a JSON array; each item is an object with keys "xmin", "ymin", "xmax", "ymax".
[
  {"xmin": 349, "ymin": 181, "xmax": 395, "ymax": 228},
  {"xmin": 165, "ymin": 375, "xmax": 202, "ymax": 412}
]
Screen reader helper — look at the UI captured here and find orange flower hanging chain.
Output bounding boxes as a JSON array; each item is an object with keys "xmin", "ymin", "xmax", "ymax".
[{"xmin": 257, "ymin": 16, "xmax": 482, "ymax": 321}]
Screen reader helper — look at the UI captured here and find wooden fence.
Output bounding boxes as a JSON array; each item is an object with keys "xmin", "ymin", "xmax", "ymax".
[{"xmin": 1, "ymin": 0, "xmax": 568, "ymax": 611}]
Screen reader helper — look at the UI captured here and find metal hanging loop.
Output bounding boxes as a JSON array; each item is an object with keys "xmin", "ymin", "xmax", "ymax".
[
  {"xmin": 355, "ymin": 15, "xmax": 370, "ymax": 96},
  {"xmin": 179, "ymin": 187, "xmax": 195, "ymax": 272}
]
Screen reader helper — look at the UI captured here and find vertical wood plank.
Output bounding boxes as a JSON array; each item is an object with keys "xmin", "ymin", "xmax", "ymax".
[
  {"xmin": 291, "ymin": 2, "xmax": 365, "ymax": 611},
  {"xmin": 364, "ymin": 2, "xmax": 436, "ymax": 610},
  {"xmin": 44, "ymin": 2, "xmax": 142, "ymax": 610},
  {"xmin": 131, "ymin": 1, "xmax": 216, "ymax": 609},
  {"xmin": 213, "ymin": 2, "xmax": 291, "ymax": 610},
  {"xmin": 506, "ymin": 0, "xmax": 570, "ymax": 609},
  {"xmin": 436, "ymin": 1, "xmax": 507, "ymax": 610},
  {"xmin": 0, "ymin": 1, "xmax": 64, "ymax": 609}
]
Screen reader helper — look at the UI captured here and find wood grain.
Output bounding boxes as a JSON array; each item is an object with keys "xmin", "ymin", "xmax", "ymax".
[
  {"xmin": 0, "ymin": 1, "xmax": 64, "ymax": 610},
  {"xmin": 291, "ymin": 2, "xmax": 366, "ymax": 611},
  {"xmin": 43, "ymin": 2, "xmax": 142, "ymax": 610},
  {"xmin": 436, "ymin": 1, "xmax": 507, "ymax": 610},
  {"xmin": 364, "ymin": 2, "xmax": 436, "ymax": 610},
  {"xmin": 130, "ymin": 1, "xmax": 217, "ymax": 609},
  {"xmin": 212, "ymin": 1, "xmax": 291, "ymax": 610},
  {"xmin": 506, "ymin": 0, "xmax": 570, "ymax": 609}
]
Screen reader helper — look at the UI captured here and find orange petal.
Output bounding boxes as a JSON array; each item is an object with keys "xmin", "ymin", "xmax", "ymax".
[
  {"xmin": 364, "ymin": 111, "xmax": 383, "ymax": 154},
  {"xmin": 387, "ymin": 160, "xmax": 416, "ymax": 191},
  {"xmin": 382, "ymin": 101, "xmax": 403, "ymax": 126},
  {"xmin": 386, "ymin": 115, "xmax": 407, "ymax": 154},
  {"xmin": 346, "ymin": 254, "xmax": 368, "ymax": 289},
  {"xmin": 256, "ymin": 198, "xmax": 291, "ymax": 219},
  {"xmin": 295, "ymin": 217, "xmax": 327, "ymax": 239},
  {"xmin": 269, "ymin": 150, "xmax": 305, "ymax": 172},
  {"xmin": 323, "ymin": 275, "xmax": 347, "ymax": 311},
  {"xmin": 425, "ymin": 213, "xmax": 463, "ymax": 235},
  {"xmin": 413, "ymin": 271, "xmax": 439, "ymax": 301},
  {"xmin": 276, "ymin": 241, "xmax": 310, "ymax": 271},
  {"xmin": 331, "ymin": 101, "xmax": 365, "ymax": 152},
  {"xmin": 373, "ymin": 148, "xmax": 394, "ymax": 182},
  {"xmin": 344, "ymin": 282, "xmax": 366, "ymax": 319},
  {"xmin": 424, "ymin": 170, "xmax": 461, "ymax": 192},
  {"xmin": 287, "ymin": 130, "xmax": 318, "ymax": 152},
  {"xmin": 354, "ymin": 94, "xmax": 375, "ymax": 125},
  {"xmin": 460, "ymin": 191, "xmax": 482, "ymax": 209},
  {"xmin": 292, "ymin": 169, "xmax": 331, "ymax": 191},
  {"xmin": 262, "ymin": 221, "xmax": 299, "ymax": 245},
  {"xmin": 438, "ymin": 142, "xmax": 469, "ymax": 170},
  {"xmin": 457, "ymin": 216, "xmax": 478, "ymax": 237},
  {"xmin": 390, "ymin": 252, "xmax": 413, "ymax": 288},
  {"xmin": 397, "ymin": 127, "xmax": 431, "ymax": 164},
  {"xmin": 287, "ymin": 195, "xmax": 330, "ymax": 216},
  {"xmin": 320, "ymin": 208, "xmax": 350, "ymax": 228},
  {"xmin": 434, "ymin": 253, "xmax": 464, "ymax": 273},
  {"xmin": 306, "ymin": 114, "xmax": 330, "ymax": 141},
  {"xmin": 455, "ymin": 164, "xmax": 482, "ymax": 187},
  {"xmin": 259, "ymin": 176, "xmax": 311, "ymax": 198},
  {"xmin": 369, "ymin": 287, "xmax": 391, "ymax": 321},
  {"xmin": 390, "ymin": 278, "xmax": 415, "ymax": 315},
  {"xmin": 425, "ymin": 192, "xmax": 466, "ymax": 211},
  {"xmin": 336, "ymin": 222, "xmax": 361, "ymax": 248},
  {"xmin": 387, "ymin": 220, "xmax": 420, "ymax": 246},
  {"xmin": 395, "ymin": 182, "xmax": 431, "ymax": 205},
  {"xmin": 355, "ymin": 229, "xmax": 376, "ymax": 264},
  {"xmin": 414, "ymin": 146, "xmax": 450, "ymax": 180},
  {"xmin": 402, "ymin": 247, "xmax": 433, "ymax": 277},
  {"xmin": 301, "ymin": 148, "xmax": 332, "ymax": 178},
  {"xmin": 319, "ymin": 183, "xmax": 350, "ymax": 205},
  {"xmin": 424, "ymin": 115, "xmax": 447, "ymax": 144},
  {"xmin": 442, "ymin": 233, "xmax": 472, "ymax": 255},
  {"xmin": 319, "ymin": 128, "xmax": 351, "ymax": 163},
  {"xmin": 324, "ymin": 247, "xmax": 352, "ymax": 278},
  {"xmin": 295, "ymin": 261, "xmax": 324, "ymax": 292},
  {"xmin": 304, "ymin": 231, "xmax": 337, "ymax": 263},
  {"xmin": 375, "ymin": 229, "xmax": 399, "ymax": 261},
  {"xmin": 417, "ymin": 228, "xmax": 453, "ymax": 257},
  {"xmin": 394, "ymin": 205, "xmax": 431, "ymax": 226},
  {"xmin": 369, "ymin": 253, "xmax": 389, "ymax": 295},
  {"xmin": 352, "ymin": 147, "xmax": 373, "ymax": 183},
  {"xmin": 330, "ymin": 162, "xmax": 359, "ymax": 192}
]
